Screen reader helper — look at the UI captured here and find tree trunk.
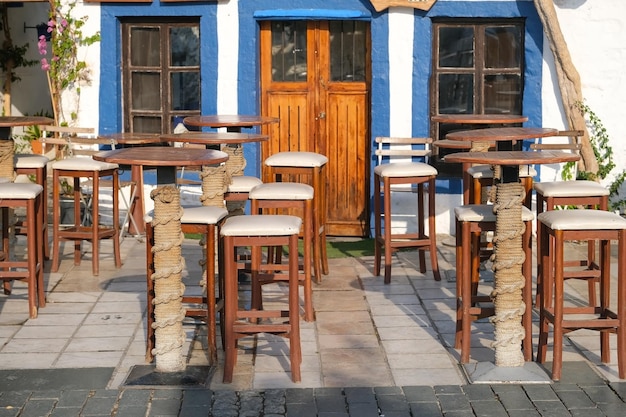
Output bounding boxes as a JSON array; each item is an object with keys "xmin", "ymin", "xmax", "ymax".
[{"xmin": 533, "ymin": 0, "xmax": 599, "ymax": 177}]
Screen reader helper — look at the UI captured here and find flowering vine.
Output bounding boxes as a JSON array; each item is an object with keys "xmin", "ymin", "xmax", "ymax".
[{"xmin": 37, "ymin": 0, "xmax": 100, "ymax": 125}]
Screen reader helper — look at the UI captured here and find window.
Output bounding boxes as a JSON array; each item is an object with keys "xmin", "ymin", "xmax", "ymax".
[
  {"xmin": 122, "ymin": 20, "xmax": 200, "ymax": 134},
  {"xmin": 431, "ymin": 20, "xmax": 524, "ymax": 176}
]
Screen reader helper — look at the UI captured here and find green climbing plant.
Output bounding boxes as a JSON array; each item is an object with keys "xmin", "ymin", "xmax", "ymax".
[{"xmin": 562, "ymin": 101, "xmax": 626, "ymax": 212}]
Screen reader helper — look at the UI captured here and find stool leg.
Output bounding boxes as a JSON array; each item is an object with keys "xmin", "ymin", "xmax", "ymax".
[
  {"xmin": 537, "ymin": 221, "xmax": 550, "ymax": 364},
  {"xmin": 51, "ymin": 170, "xmax": 61, "ymax": 273},
  {"xmin": 454, "ymin": 219, "xmax": 463, "ymax": 350},
  {"xmin": 599, "ymin": 239, "xmax": 611, "ymax": 364},
  {"xmin": 552, "ymin": 230, "xmax": 565, "ymax": 381},
  {"xmin": 416, "ymin": 183, "xmax": 426, "ymax": 272},
  {"xmin": 617, "ymin": 229, "xmax": 626, "ymax": 379},
  {"xmin": 26, "ymin": 199, "xmax": 38, "ymax": 318},
  {"xmin": 460, "ymin": 221, "xmax": 473, "ymax": 363},
  {"xmin": 288, "ymin": 233, "xmax": 302, "ymax": 382},
  {"xmin": 427, "ymin": 178, "xmax": 441, "ymax": 281},
  {"xmin": 222, "ymin": 235, "xmax": 237, "ymax": 384},
  {"xmin": 383, "ymin": 178, "xmax": 393, "ymax": 284},
  {"xmin": 522, "ymin": 219, "xmax": 533, "ymax": 361},
  {"xmin": 145, "ymin": 222, "xmax": 155, "ymax": 363},
  {"xmin": 36, "ymin": 193, "xmax": 46, "ymax": 309},
  {"xmin": 374, "ymin": 173, "xmax": 382, "ymax": 277},
  {"xmin": 206, "ymin": 224, "xmax": 218, "ymax": 365}
]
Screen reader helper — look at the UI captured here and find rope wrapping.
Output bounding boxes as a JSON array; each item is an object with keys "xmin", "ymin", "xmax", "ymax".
[
  {"xmin": 223, "ymin": 144, "xmax": 248, "ymax": 215},
  {"xmin": 490, "ymin": 181, "xmax": 526, "ymax": 367},
  {"xmin": 150, "ymin": 185, "xmax": 186, "ymax": 372},
  {"xmin": 200, "ymin": 164, "xmax": 227, "ymax": 207}
]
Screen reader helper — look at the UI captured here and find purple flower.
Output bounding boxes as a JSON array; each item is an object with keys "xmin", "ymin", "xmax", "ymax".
[
  {"xmin": 41, "ymin": 58, "xmax": 50, "ymax": 71},
  {"xmin": 38, "ymin": 36, "xmax": 47, "ymax": 55}
]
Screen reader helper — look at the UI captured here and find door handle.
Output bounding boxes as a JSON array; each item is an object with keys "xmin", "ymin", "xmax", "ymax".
[{"xmin": 318, "ymin": 112, "xmax": 326, "ymax": 120}]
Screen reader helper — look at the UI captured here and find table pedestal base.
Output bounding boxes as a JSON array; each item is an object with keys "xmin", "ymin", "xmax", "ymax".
[{"xmin": 462, "ymin": 362, "xmax": 551, "ymax": 384}]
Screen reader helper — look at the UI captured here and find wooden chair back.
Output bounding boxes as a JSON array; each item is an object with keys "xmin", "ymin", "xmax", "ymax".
[
  {"xmin": 38, "ymin": 126, "xmax": 116, "ymax": 160},
  {"xmin": 530, "ymin": 130, "xmax": 583, "ymax": 179},
  {"xmin": 375, "ymin": 136, "xmax": 432, "ymax": 165}
]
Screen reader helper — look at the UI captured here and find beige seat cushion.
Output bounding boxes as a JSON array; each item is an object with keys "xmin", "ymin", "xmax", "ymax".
[
  {"xmin": 455, "ymin": 204, "xmax": 534, "ymax": 223},
  {"xmin": 265, "ymin": 151, "xmax": 328, "ymax": 168},
  {"xmin": 250, "ymin": 182, "xmax": 314, "ymax": 200},
  {"xmin": 374, "ymin": 162, "xmax": 438, "ymax": 177},
  {"xmin": 221, "ymin": 214, "xmax": 302, "ymax": 236},
  {"xmin": 538, "ymin": 209, "xmax": 626, "ymax": 230},
  {"xmin": 533, "ymin": 180, "xmax": 609, "ymax": 197}
]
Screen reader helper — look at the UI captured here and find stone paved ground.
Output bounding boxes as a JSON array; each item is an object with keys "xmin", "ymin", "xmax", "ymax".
[{"xmin": 1, "ymin": 234, "xmax": 626, "ymax": 415}]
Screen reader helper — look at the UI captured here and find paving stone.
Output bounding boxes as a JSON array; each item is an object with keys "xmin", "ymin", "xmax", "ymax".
[
  {"xmin": 408, "ymin": 402, "xmax": 444, "ymax": 417},
  {"xmin": 148, "ymin": 398, "xmax": 182, "ymax": 415},
  {"xmin": 50, "ymin": 407, "xmax": 84, "ymax": 417},
  {"xmin": 81, "ymin": 396, "xmax": 118, "ymax": 415},
  {"xmin": 286, "ymin": 402, "xmax": 317, "ymax": 417},
  {"xmin": 523, "ymin": 384, "xmax": 560, "ymax": 401},
  {"xmin": 468, "ymin": 399, "xmax": 507, "ymax": 417},
  {"xmin": 403, "ymin": 386, "xmax": 438, "ymax": 403},
  {"xmin": 19, "ymin": 399, "xmax": 56, "ymax": 417},
  {"xmin": 436, "ymin": 393, "xmax": 472, "ymax": 413},
  {"xmin": 555, "ymin": 389, "xmax": 597, "ymax": 409},
  {"xmin": 377, "ymin": 393, "xmax": 409, "ymax": 412},
  {"xmin": 461, "ymin": 384, "xmax": 495, "ymax": 401},
  {"xmin": 580, "ymin": 384, "xmax": 625, "ymax": 404},
  {"xmin": 55, "ymin": 390, "xmax": 91, "ymax": 408},
  {"xmin": 343, "ymin": 387, "xmax": 376, "ymax": 404},
  {"xmin": 347, "ymin": 402, "xmax": 380, "ymax": 417}
]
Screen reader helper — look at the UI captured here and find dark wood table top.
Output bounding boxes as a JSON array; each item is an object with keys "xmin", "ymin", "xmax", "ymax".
[
  {"xmin": 444, "ymin": 150, "xmax": 580, "ymax": 166},
  {"xmin": 446, "ymin": 127, "xmax": 558, "ymax": 142},
  {"xmin": 160, "ymin": 132, "xmax": 269, "ymax": 145},
  {"xmin": 183, "ymin": 115, "xmax": 280, "ymax": 129},
  {"xmin": 98, "ymin": 132, "xmax": 162, "ymax": 145},
  {"xmin": 0, "ymin": 116, "xmax": 53, "ymax": 127},
  {"xmin": 432, "ymin": 114, "xmax": 528, "ymax": 125},
  {"xmin": 93, "ymin": 146, "xmax": 229, "ymax": 167},
  {"xmin": 433, "ymin": 139, "xmax": 495, "ymax": 150}
]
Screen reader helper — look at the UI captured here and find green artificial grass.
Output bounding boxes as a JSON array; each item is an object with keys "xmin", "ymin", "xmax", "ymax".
[{"xmin": 184, "ymin": 234, "xmax": 374, "ymax": 259}]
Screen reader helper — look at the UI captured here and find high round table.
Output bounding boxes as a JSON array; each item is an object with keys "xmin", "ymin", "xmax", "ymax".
[
  {"xmin": 445, "ymin": 146, "xmax": 579, "ymax": 382},
  {"xmin": 183, "ymin": 115, "xmax": 280, "ymax": 133},
  {"xmin": 161, "ymin": 132, "xmax": 268, "ymax": 212},
  {"xmin": 93, "ymin": 147, "xmax": 228, "ymax": 373},
  {"xmin": 98, "ymin": 133, "xmax": 164, "ymax": 235},
  {"xmin": 447, "ymin": 127, "xmax": 558, "ymax": 205}
]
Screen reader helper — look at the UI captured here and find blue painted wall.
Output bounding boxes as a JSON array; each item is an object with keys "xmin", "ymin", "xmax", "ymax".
[{"xmin": 99, "ymin": 1, "xmax": 542, "ymax": 195}]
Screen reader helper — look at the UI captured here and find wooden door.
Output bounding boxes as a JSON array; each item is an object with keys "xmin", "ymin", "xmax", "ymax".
[{"xmin": 260, "ymin": 20, "xmax": 371, "ymax": 236}]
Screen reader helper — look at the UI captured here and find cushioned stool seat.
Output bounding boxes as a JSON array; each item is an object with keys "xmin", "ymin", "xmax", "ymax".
[
  {"xmin": 145, "ymin": 205, "xmax": 228, "ymax": 364},
  {"xmin": 454, "ymin": 204, "xmax": 534, "ymax": 363},
  {"xmin": 225, "ymin": 175, "xmax": 263, "ymax": 201},
  {"xmin": 374, "ymin": 161, "xmax": 441, "ymax": 283},
  {"xmin": 264, "ymin": 151, "xmax": 329, "ymax": 277},
  {"xmin": 537, "ymin": 209, "xmax": 626, "ymax": 381},
  {"xmin": 249, "ymin": 182, "xmax": 315, "ymax": 321},
  {"xmin": 14, "ymin": 154, "xmax": 50, "ymax": 259},
  {"xmin": 220, "ymin": 214, "xmax": 303, "ymax": 383},
  {"xmin": 534, "ymin": 180, "xmax": 609, "ymax": 308},
  {"xmin": 0, "ymin": 182, "xmax": 45, "ymax": 318},
  {"xmin": 51, "ymin": 157, "xmax": 122, "ymax": 276}
]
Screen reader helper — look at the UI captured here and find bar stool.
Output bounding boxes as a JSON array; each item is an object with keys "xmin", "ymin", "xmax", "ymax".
[
  {"xmin": 536, "ymin": 209, "xmax": 626, "ymax": 381},
  {"xmin": 14, "ymin": 153, "xmax": 50, "ymax": 259},
  {"xmin": 224, "ymin": 175, "xmax": 263, "ymax": 208},
  {"xmin": 249, "ymin": 182, "xmax": 315, "ymax": 321},
  {"xmin": 0, "ymin": 182, "xmax": 45, "ymax": 318},
  {"xmin": 145, "ymin": 205, "xmax": 228, "ymax": 364},
  {"xmin": 51, "ymin": 158, "xmax": 122, "ymax": 276},
  {"xmin": 374, "ymin": 162, "xmax": 441, "ymax": 283},
  {"xmin": 454, "ymin": 204, "xmax": 534, "ymax": 363},
  {"xmin": 534, "ymin": 180, "xmax": 609, "ymax": 308},
  {"xmin": 220, "ymin": 214, "xmax": 302, "ymax": 383},
  {"xmin": 264, "ymin": 151, "xmax": 329, "ymax": 277}
]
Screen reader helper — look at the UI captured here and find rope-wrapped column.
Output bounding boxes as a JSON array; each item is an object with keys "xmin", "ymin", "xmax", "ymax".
[
  {"xmin": 223, "ymin": 144, "xmax": 247, "ymax": 216},
  {"xmin": 199, "ymin": 164, "xmax": 227, "ymax": 208},
  {"xmin": 490, "ymin": 181, "xmax": 526, "ymax": 367},
  {"xmin": 150, "ymin": 185, "xmax": 186, "ymax": 372}
]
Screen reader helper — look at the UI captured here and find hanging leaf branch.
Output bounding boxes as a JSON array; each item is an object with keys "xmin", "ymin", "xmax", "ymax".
[{"xmin": 37, "ymin": 0, "xmax": 100, "ymax": 125}]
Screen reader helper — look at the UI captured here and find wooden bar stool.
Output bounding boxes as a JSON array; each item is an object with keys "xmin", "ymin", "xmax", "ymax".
[
  {"xmin": 0, "ymin": 182, "xmax": 45, "ymax": 318},
  {"xmin": 224, "ymin": 175, "xmax": 263, "ymax": 207},
  {"xmin": 145, "ymin": 205, "xmax": 228, "ymax": 365},
  {"xmin": 51, "ymin": 158, "xmax": 122, "ymax": 276},
  {"xmin": 249, "ymin": 182, "xmax": 315, "ymax": 321},
  {"xmin": 454, "ymin": 204, "xmax": 534, "ymax": 363},
  {"xmin": 14, "ymin": 153, "xmax": 51, "ymax": 259},
  {"xmin": 534, "ymin": 180, "xmax": 609, "ymax": 308},
  {"xmin": 264, "ymin": 151, "xmax": 329, "ymax": 277},
  {"xmin": 536, "ymin": 209, "xmax": 626, "ymax": 381},
  {"xmin": 220, "ymin": 214, "xmax": 302, "ymax": 383},
  {"xmin": 374, "ymin": 162, "xmax": 440, "ymax": 283}
]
